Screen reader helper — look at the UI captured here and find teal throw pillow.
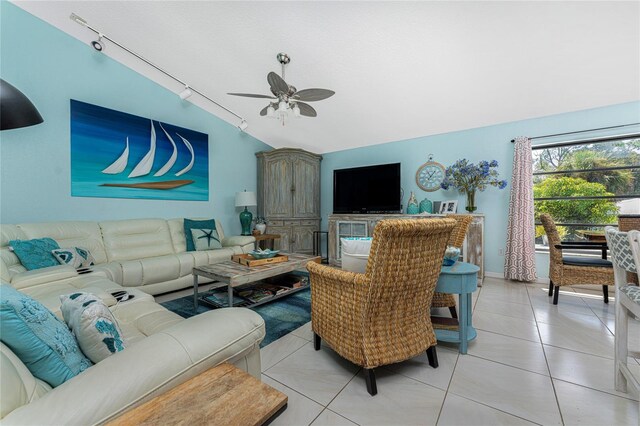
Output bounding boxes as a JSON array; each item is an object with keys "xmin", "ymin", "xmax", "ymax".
[
  {"xmin": 184, "ymin": 218, "xmax": 216, "ymax": 252},
  {"xmin": 9, "ymin": 238, "xmax": 60, "ymax": 270},
  {"xmin": 60, "ymin": 292, "xmax": 125, "ymax": 363},
  {"xmin": 190, "ymin": 228, "xmax": 223, "ymax": 251},
  {"xmin": 0, "ymin": 284, "xmax": 92, "ymax": 387},
  {"xmin": 52, "ymin": 247, "xmax": 96, "ymax": 269}
]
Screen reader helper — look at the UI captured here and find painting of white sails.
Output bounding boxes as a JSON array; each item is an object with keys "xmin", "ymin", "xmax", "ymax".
[{"xmin": 70, "ymin": 100, "xmax": 208, "ymax": 201}]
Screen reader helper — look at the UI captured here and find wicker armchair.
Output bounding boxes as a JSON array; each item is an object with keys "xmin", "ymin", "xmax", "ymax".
[
  {"xmin": 540, "ymin": 214, "xmax": 614, "ymax": 305},
  {"xmin": 431, "ymin": 214, "xmax": 474, "ymax": 318},
  {"xmin": 307, "ymin": 218, "xmax": 456, "ymax": 396}
]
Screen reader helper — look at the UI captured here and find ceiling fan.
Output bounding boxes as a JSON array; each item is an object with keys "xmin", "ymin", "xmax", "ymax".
[{"xmin": 228, "ymin": 53, "xmax": 335, "ymax": 123}]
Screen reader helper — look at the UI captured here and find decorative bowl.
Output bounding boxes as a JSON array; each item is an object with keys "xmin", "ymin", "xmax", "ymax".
[
  {"xmin": 249, "ymin": 249, "xmax": 280, "ymax": 259},
  {"xmin": 442, "ymin": 246, "xmax": 460, "ymax": 266}
]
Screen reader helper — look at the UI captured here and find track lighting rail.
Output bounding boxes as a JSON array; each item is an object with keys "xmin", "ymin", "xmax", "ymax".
[{"xmin": 70, "ymin": 13, "xmax": 247, "ymax": 130}]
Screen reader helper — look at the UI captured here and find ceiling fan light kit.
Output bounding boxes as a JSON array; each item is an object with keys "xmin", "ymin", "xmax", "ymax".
[
  {"xmin": 69, "ymin": 13, "xmax": 248, "ymax": 131},
  {"xmin": 228, "ymin": 53, "xmax": 334, "ymax": 125}
]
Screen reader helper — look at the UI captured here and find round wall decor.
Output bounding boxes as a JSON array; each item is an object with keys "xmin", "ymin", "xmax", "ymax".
[{"xmin": 416, "ymin": 155, "xmax": 445, "ymax": 192}]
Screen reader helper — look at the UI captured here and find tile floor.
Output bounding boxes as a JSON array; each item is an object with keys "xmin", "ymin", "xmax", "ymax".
[{"xmin": 161, "ymin": 277, "xmax": 640, "ymax": 425}]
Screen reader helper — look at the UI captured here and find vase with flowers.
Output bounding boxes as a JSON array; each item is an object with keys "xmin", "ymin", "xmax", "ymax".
[{"xmin": 440, "ymin": 159, "xmax": 507, "ymax": 212}]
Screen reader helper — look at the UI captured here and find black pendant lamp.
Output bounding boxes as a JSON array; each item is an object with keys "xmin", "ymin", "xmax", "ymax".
[{"xmin": 0, "ymin": 79, "xmax": 43, "ymax": 130}]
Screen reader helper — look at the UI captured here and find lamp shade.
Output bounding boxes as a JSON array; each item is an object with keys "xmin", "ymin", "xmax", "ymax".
[
  {"xmin": 0, "ymin": 79, "xmax": 44, "ymax": 130},
  {"xmin": 235, "ymin": 191, "xmax": 257, "ymax": 207}
]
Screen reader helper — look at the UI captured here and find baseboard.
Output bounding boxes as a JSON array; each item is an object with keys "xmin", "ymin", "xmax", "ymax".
[{"xmin": 484, "ymin": 271, "xmax": 550, "ymax": 285}]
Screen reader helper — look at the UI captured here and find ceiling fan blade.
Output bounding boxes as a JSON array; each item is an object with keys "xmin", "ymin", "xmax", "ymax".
[
  {"xmin": 259, "ymin": 105, "xmax": 270, "ymax": 116},
  {"xmin": 293, "ymin": 88, "xmax": 335, "ymax": 102},
  {"xmin": 228, "ymin": 93, "xmax": 276, "ymax": 99},
  {"xmin": 296, "ymin": 102, "xmax": 317, "ymax": 117},
  {"xmin": 267, "ymin": 72, "xmax": 289, "ymax": 95}
]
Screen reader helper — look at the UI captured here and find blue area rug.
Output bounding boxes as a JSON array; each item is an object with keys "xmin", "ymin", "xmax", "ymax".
[{"xmin": 160, "ymin": 288, "xmax": 311, "ymax": 347}]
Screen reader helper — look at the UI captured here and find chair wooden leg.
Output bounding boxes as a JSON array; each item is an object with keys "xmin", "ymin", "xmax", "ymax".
[
  {"xmin": 364, "ymin": 368, "xmax": 377, "ymax": 396},
  {"xmin": 426, "ymin": 345, "xmax": 439, "ymax": 368},
  {"xmin": 553, "ymin": 285, "xmax": 560, "ymax": 305},
  {"xmin": 603, "ymin": 285, "xmax": 609, "ymax": 304},
  {"xmin": 548, "ymin": 280, "xmax": 554, "ymax": 297},
  {"xmin": 448, "ymin": 306, "xmax": 458, "ymax": 319},
  {"xmin": 314, "ymin": 333, "xmax": 321, "ymax": 351}
]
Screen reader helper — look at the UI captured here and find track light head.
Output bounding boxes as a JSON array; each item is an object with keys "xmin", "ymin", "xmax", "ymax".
[
  {"xmin": 179, "ymin": 86, "xmax": 192, "ymax": 100},
  {"xmin": 238, "ymin": 120, "xmax": 248, "ymax": 131},
  {"xmin": 91, "ymin": 34, "xmax": 105, "ymax": 52}
]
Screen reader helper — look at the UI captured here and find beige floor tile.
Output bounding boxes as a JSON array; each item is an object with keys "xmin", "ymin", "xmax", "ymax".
[
  {"xmin": 537, "ymin": 320, "xmax": 614, "ymax": 359},
  {"xmin": 474, "ymin": 298, "xmax": 535, "ymax": 321},
  {"xmin": 449, "ymin": 356, "xmax": 562, "ymax": 425},
  {"xmin": 265, "ymin": 342, "xmax": 360, "ymax": 406},
  {"xmin": 545, "ymin": 345, "xmax": 639, "ymax": 401},
  {"xmin": 384, "ymin": 346, "xmax": 459, "ymax": 390},
  {"xmin": 532, "ymin": 304, "xmax": 604, "ymax": 327},
  {"xmin": 261, "ymin": 333, "xmax": 309, "ymax": 372},
  {"xmin": 310, "ymin": 409, "xmax": 358, "ymax": 426},
  {"xmin": 467, "ymin": 330, "xmax": 549, "ymax": 375},
  {"xmin": 473, "ymin": 310, "xmax": 540, "ymax": 342},
  {"xmin": 261, "ymin": 375, "xmax": 324, "ymax": 426},
  {"xmin": 291, "ymin": 321, "xmax": 314, "ymax": 341},
  {"xmin": 328, "ymin": 369, "xmax": 446, "ymax": 426},
  {"xmin": 553, "ymin": 379, "xmax": 639, "ymax": 426},
  {"xmin": 437, "ymin": 393, "xmax": 537, "ymax": 426}
]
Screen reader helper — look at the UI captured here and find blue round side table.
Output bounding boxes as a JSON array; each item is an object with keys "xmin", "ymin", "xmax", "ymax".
[{"xmin": 433, "ymin": 261, "xmax": 480, "ymax": 354}]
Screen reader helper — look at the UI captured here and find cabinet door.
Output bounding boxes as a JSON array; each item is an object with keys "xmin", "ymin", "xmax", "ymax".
[
  {"xmin": 292, "ymin": 226, "xmax": 316, "ymax": 254},
  {"xmin": 263, "ymin": 158, "xmax": 293, "ymax": 218},
  {"xmin": 292, "ymin": 156, "xmax": 320, "ymax": 218},
  {"xmin": 268, "ymin": 226, "xmax": 292, "ymax": 252}
]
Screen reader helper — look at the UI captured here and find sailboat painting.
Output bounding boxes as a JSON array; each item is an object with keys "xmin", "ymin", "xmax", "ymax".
[{"xmin": 70, "ymin": 100, "xmax": 208, "ymax": 201}]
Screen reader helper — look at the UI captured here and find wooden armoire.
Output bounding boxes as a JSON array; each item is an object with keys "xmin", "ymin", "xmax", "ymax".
[{"xmin": 256, "ymin": 148, "xmax": 322, "ymax": 254}]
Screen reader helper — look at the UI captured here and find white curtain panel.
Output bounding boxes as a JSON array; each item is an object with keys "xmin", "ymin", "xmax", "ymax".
[{"xmin": 504, "ymin": 136, "xmax": 538, "ymax": 282}]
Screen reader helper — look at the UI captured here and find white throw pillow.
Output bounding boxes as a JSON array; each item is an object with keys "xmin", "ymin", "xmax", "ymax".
[
  {"xmin": 60, "ymin": 292, "xmax": 125, "ymax": 363},
  {"xmin": 52, "ymin": 247, "xmax": 95, "ymax": 269},
  {"xmin": 190, "ymin": 228, "xmax": 223, "ymax": 250}
]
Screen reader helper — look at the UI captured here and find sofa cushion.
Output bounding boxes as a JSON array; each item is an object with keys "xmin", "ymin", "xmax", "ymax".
[
  {"xmin": 191, "ymin": 228, "xmax": 223, "ymax": 250},
  {"xmin": 9, "ymin": 238, "xmax": 60, "ymax": 271},
  {"xmin": 60, "ymin": 293, "xmax": 126, "ymax": 363},
  {"xmin": 11, "ymin": 265, "xmax": 78, "ymax": 290},
  {"xmin": 52, "ymin": 247, "xmax": 96, "ymax": 269},
  {"xmin": 0, "ymin": 343, "xmax": 51, "ymax": 419},
  {"xmin": 99, "ymin": 219, "xmax": 174, "ymax": 262},
  {"xmin": 18, "ymin": 222, "xmax": 108, "ymax": 265},
  {"xmin": 0, "ymin": 285, "xmax": 92, "ymax": 387},
  {"xmin": 189, "ymin": 247, "xmax": 236, "ymax": 266},
  {"xmin": 184, "ymin": 219, "xmax": 216, "ymax": 252},
  {"xmin": 1, "ymin": 225, "xmax": 28, "ymax": 283}
]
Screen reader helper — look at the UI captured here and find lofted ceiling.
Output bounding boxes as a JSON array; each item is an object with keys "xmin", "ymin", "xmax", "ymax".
[{"xmin": 12, "ymin": 1, "xmax": 640, "ymax": 154}]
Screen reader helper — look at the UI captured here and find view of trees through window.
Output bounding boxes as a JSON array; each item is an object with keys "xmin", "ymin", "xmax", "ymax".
[{"xmin": 533, "ymin": 137, "xmax": 640, "ymax": 247}]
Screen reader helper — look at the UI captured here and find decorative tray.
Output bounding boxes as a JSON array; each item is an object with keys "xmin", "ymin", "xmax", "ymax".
[{"xmin": 232, "ymin": 253, "xmax": 289, "ymax": 267}]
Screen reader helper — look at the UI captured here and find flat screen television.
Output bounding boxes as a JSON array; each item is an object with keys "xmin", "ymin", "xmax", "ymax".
[{"xmin": 333, "ymin": 163, "xmax": 401, "ymax": 214}]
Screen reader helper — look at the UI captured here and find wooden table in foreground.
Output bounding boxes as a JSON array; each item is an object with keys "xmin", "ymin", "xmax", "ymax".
[
  {"xmin": 193, "ymin": 253, "xmax": 321, "ymax": 311},
  {"xmin": 107, "ymin": 363, "xmax": 287, "ymax": 426}
]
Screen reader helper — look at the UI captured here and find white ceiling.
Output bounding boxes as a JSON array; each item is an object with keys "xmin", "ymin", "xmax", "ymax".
[{"xmin": 13, "ymin": 1, "xmax": 640, "ymax": 154}]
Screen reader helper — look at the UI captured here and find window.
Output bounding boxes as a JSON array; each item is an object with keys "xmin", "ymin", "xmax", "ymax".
[{"xmin": 533, "ymin": 134, "xmax": 640, "ymax": 250}]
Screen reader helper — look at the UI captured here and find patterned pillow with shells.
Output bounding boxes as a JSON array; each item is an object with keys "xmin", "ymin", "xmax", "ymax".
[{"xmin": 52, "ymin": 247, "xmax": 96, "ymax": 269}]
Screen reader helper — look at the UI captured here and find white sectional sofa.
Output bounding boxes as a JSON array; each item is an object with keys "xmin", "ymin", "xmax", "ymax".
[
  {"xmin": 0, "ymin": 218, "xmax": 255, "ymax": 295},
  {"xmin": 0, "ymin": 218, "xmax": 265, "ymax": 424}
]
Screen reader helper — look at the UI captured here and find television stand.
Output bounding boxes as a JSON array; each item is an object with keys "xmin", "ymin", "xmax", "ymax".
[{"xmin": 327, "ymin": 213, "xmax": 485, "ymax": 285}]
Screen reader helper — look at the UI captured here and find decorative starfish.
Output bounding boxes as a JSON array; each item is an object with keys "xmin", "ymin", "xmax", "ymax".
[{"xmin": 197, "ymin": 229, "xmax": 219, "ymax": 247}]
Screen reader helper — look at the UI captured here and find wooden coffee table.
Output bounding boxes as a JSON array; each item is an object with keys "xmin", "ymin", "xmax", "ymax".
[
  {"xmin": 107, "ymin": 363, "xmax": 287, "ymax": 426},
  {"xmin": 193, "ymin": 252, "xmax": 320, "ymax": 311}
]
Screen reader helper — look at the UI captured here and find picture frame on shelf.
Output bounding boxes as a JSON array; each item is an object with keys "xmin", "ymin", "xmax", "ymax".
[{"xmin": 439, "ymin": 200, "xmax": 458, "ymax": 214}]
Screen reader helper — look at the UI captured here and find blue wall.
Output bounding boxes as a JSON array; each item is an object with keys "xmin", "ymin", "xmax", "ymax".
[
  {"xmin": 0, "ymin": 2, "xmax": 271, "ymax": 235},
  {"xmin": 321, "ymin": 102, "xmax": 640, "ymax": 278}
]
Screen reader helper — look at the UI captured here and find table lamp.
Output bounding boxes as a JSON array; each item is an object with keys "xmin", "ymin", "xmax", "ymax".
[{"xmin": 235, "ymin": 190, "xmax": 257, "ymax": 236}]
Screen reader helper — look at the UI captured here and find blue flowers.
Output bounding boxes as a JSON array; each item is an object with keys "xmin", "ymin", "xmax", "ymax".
[{"xmin": 440, "ymin": 159, "xmax": 507, "ymax": 194}]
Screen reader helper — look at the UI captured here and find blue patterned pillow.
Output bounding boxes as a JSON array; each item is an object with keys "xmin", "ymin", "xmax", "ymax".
[
  {"xmin": 60, "ymin": 292, "xmax": 125, "ymax": 363},
  {"xmin": 190, "ymin": 228, "xmax": 223, "ymax": 250},
  {"xmin": 9, "ymin": 238, "xmax": 60, "ymax": 270},
  {"xmin": 0, "ymin": 284, "xmax": 92, "ymax": 387},
  {"xmin": 184, "ymin": 218, "xmax": 217, "ymax": 252},
  {"xmin": 52, "ymin": 247, "xmax": 96, "ymax": 269}
]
